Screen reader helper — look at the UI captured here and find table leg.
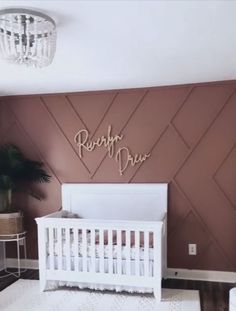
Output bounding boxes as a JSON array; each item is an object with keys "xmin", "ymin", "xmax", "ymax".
[
  {"xmin": 23, "ymin": 238, "xmax": 27, "ymax": 270},
  {"xmin": 16, "ymin": 238, "xmax": 20, "ymax": 277},
  {"xmin": 3, "ymin": 241, "xmax": 6, "ymax": 271}
]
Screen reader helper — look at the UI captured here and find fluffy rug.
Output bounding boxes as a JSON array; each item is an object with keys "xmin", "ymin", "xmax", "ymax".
[{"xmin": 0, "ymin": 279, "xmax": 201, "ymax": 311}]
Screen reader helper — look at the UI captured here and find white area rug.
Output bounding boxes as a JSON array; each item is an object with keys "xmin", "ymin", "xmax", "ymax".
[{"xmin": 0, "ymin": 279, "xmax": 201, "ymax": 311}]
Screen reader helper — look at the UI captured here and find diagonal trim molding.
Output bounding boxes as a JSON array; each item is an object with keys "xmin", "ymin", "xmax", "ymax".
[{"xmin": 1, "ymin": 80, "xmax": 236, "ymax": 271}]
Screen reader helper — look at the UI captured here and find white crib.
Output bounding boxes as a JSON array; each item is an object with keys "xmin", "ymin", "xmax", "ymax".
[{"xmin": 36, "ymin": 183, "xmax": 168, "ymax": 302}]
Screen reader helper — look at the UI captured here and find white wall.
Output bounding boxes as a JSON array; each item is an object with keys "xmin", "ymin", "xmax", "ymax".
[{"xmin": 0, "ymin": 1, "xmax": 236, "ymax": 95}]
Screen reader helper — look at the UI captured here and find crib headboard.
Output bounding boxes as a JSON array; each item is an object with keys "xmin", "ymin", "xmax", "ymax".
[{"xmin": 61, "ymin": 183, "xmax": 168, "ymax": 221}]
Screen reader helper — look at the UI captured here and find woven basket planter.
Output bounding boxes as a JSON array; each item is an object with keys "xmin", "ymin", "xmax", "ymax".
[{"xmin": 0, "ymin": 212, "xmax": 23, "ymax": 236}]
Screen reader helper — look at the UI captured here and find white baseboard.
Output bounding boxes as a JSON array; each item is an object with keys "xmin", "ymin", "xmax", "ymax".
[
  {"xmin": 0, "ymin": 243, "xmax": 5, "ymax": 271},
  {"xmin": 0, "ymin": 261, "xmax": 4, "ymax": 271},
  {"xmin": 167, "ymin": 268, "xmax": 236, "ymax": 283},
  {"xmin": 6, "ymin": 258, "xmax": 236, "ymax": 283}
]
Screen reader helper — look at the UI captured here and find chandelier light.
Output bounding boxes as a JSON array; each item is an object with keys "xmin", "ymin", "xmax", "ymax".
[{"xmin": 0, "ymin": 8, "xmax": 56, "ymax": 67}]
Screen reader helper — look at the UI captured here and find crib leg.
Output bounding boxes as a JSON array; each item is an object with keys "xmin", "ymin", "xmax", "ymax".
[
  {"xmin": 39, "ymin": 278, "xmax": 47, "ymax": 292},
  {"xmin": 153, "ymin": 287, "xmax": 161, "ymax": 302}
]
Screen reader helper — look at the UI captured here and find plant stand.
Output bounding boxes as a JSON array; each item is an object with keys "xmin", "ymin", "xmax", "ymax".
[{"xmin": 0, "ymin": 231, "xmax": 27, "ymax": 278}]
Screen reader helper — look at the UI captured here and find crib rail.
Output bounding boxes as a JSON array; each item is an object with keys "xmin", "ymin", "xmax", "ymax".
[
  {"xmin": 37, "ymin": 213, "xmax": 163, "ymax": 228},
  {"xmin": 36, "ymin": 215, "xmax": 163, "ymax": 301}
]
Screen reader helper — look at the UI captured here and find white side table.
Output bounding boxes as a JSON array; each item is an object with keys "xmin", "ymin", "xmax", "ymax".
[
  {"xmin": 230, "ymin": 288, "xmax": 236, "ymax": 311},
  {"xmin": 0, "ymin": 231, "xmax": 27, "ymax": 278}
]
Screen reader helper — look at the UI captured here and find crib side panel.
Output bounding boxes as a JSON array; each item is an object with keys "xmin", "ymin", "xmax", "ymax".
[
  {"xmin": 36, "ymin": 219, "xmax": 48, "ymax": 291},
  {"xmin": 153, "ymin": 225, "xmax": 163, "ymax": 301},
  {"xmin": 36, "ymin": 217, "xmax": 163, "ymax": 301}
]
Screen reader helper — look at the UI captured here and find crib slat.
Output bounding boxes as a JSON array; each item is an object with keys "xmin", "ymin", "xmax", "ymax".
[
  {"xmin": 57, "ymin": 227, "xmax": 63, "ymax": 271},
  {"xmin": 82, "ymin": 229, "xmax": 87, "ymax": 272},
  {"xmin": 144, "ymin": 231, "xmax": 149, "ymax": 277},
  {"xmin": 117, "ymin": 229, "xmax": 122, "ymax": 275},
  {"xmin": 49, "ymin": 227, "xmax": 54, "ymax": 270},
  {"xmin": 126, "ymin": 230, "xmax": 131, "ymax": 275},
  {"xmin": 91, "ymin": 229, "xmax": 96, "ymax": 273},
  {"xmin": 65, "ymin": 228, "xmax": 71, "ymax": 271},
  {"xmin": 108, "ymin": 229, "xmax": 113, "ymax": 273},
  {"xmin": 153, "ymin": 228, "xmax": 162, "ymax": 301},
  {"xmin": 70, "ymin": 228, "xmax": 74, "ymax": 270},
  {"xmin": 74, "ymin": 228, "xmax": 79, "ymax": 272},
  {"xmin": 99, "ymin": 229, "xmax": 104, "ymax": 273},
  {"xmin": 135, "ymin": 230, "xmax": 140, "ymax": 276}
]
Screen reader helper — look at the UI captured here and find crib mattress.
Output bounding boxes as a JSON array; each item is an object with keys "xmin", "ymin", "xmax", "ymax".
[
  {"xmin": 47, "ymin": 242, "xmax": 154, "ymax": 260},
  {"xmin": 47, "ymin": 256, "xmax": 154, "ymax": 278}
]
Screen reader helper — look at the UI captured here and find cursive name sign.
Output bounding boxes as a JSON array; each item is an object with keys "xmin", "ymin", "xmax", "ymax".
[{"xmin": 74, "ymin": 125, "xmax": 150, "ymax": 176}]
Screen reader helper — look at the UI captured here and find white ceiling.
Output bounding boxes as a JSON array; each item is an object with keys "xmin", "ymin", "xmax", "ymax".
[{"xmin": 0, "ymin": 0, "xmax": 236, "ymax": 96}]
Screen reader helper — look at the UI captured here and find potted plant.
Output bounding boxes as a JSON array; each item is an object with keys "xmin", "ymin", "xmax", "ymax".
[{"xmin": 0, "ymin": 144, "xmax": 50, "ymax": 235}]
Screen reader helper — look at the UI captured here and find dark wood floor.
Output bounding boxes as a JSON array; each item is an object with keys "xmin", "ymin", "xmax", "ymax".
[
  {"xmin": 0, "ymin": 269, "xmax": 235, "ymax": 311},
  {"xmin": 162, "ymin": 278, "xmax": 235, "ymax": 311}
]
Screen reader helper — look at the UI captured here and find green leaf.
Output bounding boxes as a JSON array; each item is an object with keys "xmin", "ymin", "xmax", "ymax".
[{"xmin": 0, "ymin": 144, "xmax": 51, "ymax": 202}]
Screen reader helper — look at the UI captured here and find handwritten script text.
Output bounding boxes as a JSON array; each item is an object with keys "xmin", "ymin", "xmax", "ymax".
[{"xmin": 74, "ymin": 125, "xmax": 150, "ymax": 176}]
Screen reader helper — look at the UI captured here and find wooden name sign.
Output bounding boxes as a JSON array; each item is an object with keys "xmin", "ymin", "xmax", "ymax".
[{"xmin": 74, "ymin": 125, "xmax": 150, "ymax": 175}]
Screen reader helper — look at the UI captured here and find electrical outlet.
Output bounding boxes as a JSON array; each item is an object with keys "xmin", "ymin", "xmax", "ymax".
[{"xmin": 188, "ymin": 243, "xmax": 197, "ymax": 255}]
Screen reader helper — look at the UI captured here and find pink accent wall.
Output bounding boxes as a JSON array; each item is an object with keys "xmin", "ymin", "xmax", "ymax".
[{"xmin": 0, "ymin": 80, "xmax": 236, "ymax": 271}]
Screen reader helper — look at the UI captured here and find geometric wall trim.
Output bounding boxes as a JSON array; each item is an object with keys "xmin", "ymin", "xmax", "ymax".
[{"xmin": 0, "ymin": 80, "xmax": 236, "ymax": 272}]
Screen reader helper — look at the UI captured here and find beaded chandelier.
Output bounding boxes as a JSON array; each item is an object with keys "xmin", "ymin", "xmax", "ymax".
[{"xmin": 0, "ymin": 8, "xmax": 56, "ymax": 67}]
